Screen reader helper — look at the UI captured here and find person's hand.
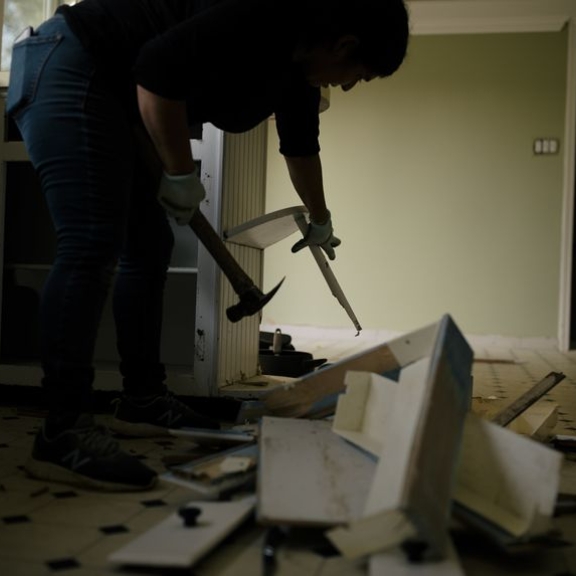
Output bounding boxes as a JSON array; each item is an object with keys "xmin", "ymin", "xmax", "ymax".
[
  {"xmin": 292, "ymin": 211, "xmax": 341, "ymax": 260},
  {"xmin": 157, "ymin": 168, "xmax": 206, "ymax": 225}
]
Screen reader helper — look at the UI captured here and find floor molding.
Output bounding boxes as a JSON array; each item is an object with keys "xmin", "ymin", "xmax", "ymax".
[{"xmin": 260, "ymin": 324, "xmax": 560, "ymax": 352}]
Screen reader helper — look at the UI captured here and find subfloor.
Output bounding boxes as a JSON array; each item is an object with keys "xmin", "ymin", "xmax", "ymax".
[{"xmin": 2, "ymin": 339, "xmax": 576, "ymax": 575}]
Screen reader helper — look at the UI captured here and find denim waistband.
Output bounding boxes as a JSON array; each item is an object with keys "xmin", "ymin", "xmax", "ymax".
[{"xmin": 36, "ymin": 13, "xmax": 68, "ymax": 36}]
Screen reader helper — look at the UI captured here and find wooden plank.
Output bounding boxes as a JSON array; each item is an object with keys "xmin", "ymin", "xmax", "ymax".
[
  {"xmin": 257, "ymin": 416, "xmax": 377, "ymax": 526},
  {"xmin": 327, "ymin": 315, "xmax": 474, "ymax": 560},
  {"xmin": 454, "ymin": 412, "xmax": 562, "ymax": 540},
  {"xmin": 108, "ymin": 495, "xmax": 256, "ymax": 568},
  {"xmin": 472, "ymin": 397, "xmax": 559, "ymax": 441},
  {"xmin": 491, "ymin": 371, "xmax": 565, "ymax": 427},
  {"xmin": 369, "ymin": 538, "xmax": 465, "ymax": 576},
  {"xmin": 262, "ymin": 320, "xmax": 442, "ymax": 419},
  {"xmin": 223, "ymin": 205, "xmax": 308, "ymax": 249}
]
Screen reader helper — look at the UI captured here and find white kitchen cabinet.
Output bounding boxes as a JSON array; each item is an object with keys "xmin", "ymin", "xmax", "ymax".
[{"xmin": 0, "ymin": 99, "xmax": 267, "ymax": 396}]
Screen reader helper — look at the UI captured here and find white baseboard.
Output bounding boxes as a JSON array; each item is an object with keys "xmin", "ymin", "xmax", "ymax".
[{"xmin": 260, "ymin": 323, "xmax": 559, "ymax": 352}]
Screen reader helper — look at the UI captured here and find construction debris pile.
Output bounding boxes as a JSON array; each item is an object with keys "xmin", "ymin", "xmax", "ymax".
[{"xmin": 108, "ymin": 314, "xmax": 575, "ymax": 575}]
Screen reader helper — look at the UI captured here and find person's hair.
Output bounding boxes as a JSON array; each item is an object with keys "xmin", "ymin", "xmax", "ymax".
[{"xmin": 301, "ymin": 0, "xmax": 410, "ymax": 78}]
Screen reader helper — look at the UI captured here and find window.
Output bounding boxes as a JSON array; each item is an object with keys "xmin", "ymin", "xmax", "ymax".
[{"xmin": 0, "ymin": 0, "xmax": 76, "ymax": 85}]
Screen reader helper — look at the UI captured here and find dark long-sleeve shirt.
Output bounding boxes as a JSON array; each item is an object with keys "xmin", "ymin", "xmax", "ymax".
[{"xmin": 57, "ymin": 0, "xmax": 320, "ymax": 156}]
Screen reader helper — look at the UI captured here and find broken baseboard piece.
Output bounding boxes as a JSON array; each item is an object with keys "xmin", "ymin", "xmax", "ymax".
[
  {"xmin": 162, "ymin": 443, "xmax": 258, "ymax": 500},
  {"xmin": 262, "ymin": 314, "xmax": 459, "ymax": 419},
  {"xmin": 507, "ymin": 403, "xmax": 558, "ymax": 442},
  {"xmin": 168, "ymin": 427, "xmax": 255, "ymax": 446},
  {"xmin": 491, "ymin": 371, "xmax": 565, "ymax": 428},
  {"xmin": 472, "ymin": 397, "xmax": 559, "ymax": 442},
  {"xmin": 257, "ymin": 416, "xmax": 377, "ymax": 526},
  {"xmin": 108, "ymin": 495, "xmax": 256, "ymax": 568},
  {"xmin": 453, "ymin": 412, "xmax": 562, "ymax": 543},
  {"xmin": 327, "ymin": 315, "xmax": 474, "ymax": 561}
]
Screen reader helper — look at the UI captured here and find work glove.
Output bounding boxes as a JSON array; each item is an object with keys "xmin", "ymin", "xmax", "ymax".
[
  {"xmin": 291, "ymin": 211, "xmax": 342, "ymax": 260},
  {"xmin": 157, "ymin": 168, "xmax": 206, "ymax": 225}
]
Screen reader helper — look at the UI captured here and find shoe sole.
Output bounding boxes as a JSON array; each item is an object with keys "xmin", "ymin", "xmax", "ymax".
[
  {"xmin": 108, "ymin": 418, "xmax": 171, "ymax": 438},
  {"xmin": 24, "ymin": 457, "xmax": 157, "ymax": 492}
]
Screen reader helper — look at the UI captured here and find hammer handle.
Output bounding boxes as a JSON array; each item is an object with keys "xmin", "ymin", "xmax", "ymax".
[{"xmin": 189, "ymin": 210, "xmax": 255, "ymax": 296}]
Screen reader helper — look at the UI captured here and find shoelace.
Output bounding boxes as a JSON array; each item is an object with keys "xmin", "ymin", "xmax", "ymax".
[{"xmin": 75, "ymin": 424, "xmax": 120, "ymax": 457}]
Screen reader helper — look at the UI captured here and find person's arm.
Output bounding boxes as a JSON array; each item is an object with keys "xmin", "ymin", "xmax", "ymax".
[
  {"xmin": 136, "ymin": 85, "xmax": 196, "ymax": 175},
  {"xmin": 284, "ymin": 154, "xmax": 329, "ymax": 224},
  {"xmin": 137, "ymin": 85, "xmax": 205, "ymax": 224},
  {"xmin": 285, "ymin": 154, "xmax": 341, "ymax": 260}
]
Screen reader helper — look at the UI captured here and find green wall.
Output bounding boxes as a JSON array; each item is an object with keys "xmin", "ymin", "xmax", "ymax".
[{"xmin": 263, "ymin": 32, "xmax": 568, "ymax": 339}]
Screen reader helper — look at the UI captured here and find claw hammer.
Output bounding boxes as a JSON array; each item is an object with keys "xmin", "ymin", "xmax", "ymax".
[
  {"xmin": 188, "ymin": 211, "xmax": 284, "ymax": 322},
  {"xmin": 133, "ymin": 123, "xmax": 282, "ymax": 322}
]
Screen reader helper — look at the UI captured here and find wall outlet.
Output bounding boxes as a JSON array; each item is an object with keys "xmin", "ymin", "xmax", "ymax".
[{"xmin": 534, "ymin": 138, "xmax": 560, "ymax": 155}]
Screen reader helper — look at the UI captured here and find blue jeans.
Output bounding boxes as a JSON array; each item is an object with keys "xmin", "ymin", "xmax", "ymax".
[{"xmin": 7, "ymin": 15, "xmax": 174, "ymax": 412}]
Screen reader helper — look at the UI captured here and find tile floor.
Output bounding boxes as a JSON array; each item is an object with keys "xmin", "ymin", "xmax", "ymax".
[{"xmin": 1, "ymin": 339, "xmax": 576, "ymax": 575}]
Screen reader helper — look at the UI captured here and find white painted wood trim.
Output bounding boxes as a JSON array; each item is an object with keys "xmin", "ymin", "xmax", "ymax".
[
  {"xmin": 408, "ymin": 0, "xmax": 575, "ymax": 35},
  {"xmin": 558, "ymin": 18, "xmax": 576, "ymax": 351},
  {"xmin": 108, "ymin": 495, "xmax": 256, "ymax": 568},
  {"xmin": 193, "ymin": 126, "xmax": 224, "ymax": 396},
  {"xmin": 454, "ymin": 412, "xmax": 562, "ymax": 539},
  {"xmin": 257, "ymin": 417, "xmax": 377, "ymax": 526}
]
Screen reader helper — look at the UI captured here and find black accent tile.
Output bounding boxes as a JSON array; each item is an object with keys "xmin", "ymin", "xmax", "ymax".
[
  {"xmin": 100, "ymin": 524, "xmax": 129, "ymax": 535},
  {"xmin": 140, "ymin": 498, "xmax": 167, "ymax": 508},
  {"xmin": 3, "ymin": 514, "xmax": 31, "ymax": 525},
  {"xmin": 46, "ymin": 557, "xmax": 81, "ymax": 571},
  {"xmin": 52, "ymin": 490, "xmax": 78, "ymax": 499}
]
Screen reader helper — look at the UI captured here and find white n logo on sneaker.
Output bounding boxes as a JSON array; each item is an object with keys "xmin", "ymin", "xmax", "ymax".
[
  {"xmin": 62, "ymin": 449, "xmax": 91, "ymax": 471},
  {"xmin": 158, "ymin": 410, "xmax": 182, "ymax": 428}
]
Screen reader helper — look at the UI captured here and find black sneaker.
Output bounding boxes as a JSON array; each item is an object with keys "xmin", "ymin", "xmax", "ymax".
[
  {"xmin": 25, "ymin": 415, "xmax": 157, "ymax": 491},
  {"xmin": 110, "ymin": 391, "xmax": 220, "ymax": 437}
]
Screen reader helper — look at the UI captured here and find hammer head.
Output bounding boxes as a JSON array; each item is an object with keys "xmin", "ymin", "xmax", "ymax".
[{"xmin": 226, "ymin": 278, "xmax": 285, "ymax": 323}]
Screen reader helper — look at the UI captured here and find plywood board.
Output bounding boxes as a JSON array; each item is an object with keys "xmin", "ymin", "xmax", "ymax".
[
  {"xmin": 223, "ymin": 205, "xmax": 308, "ymax": 249},
  {"xmin": 108, "ymin": 495, "xmax": 256, "ymax": 568},
  {"xmin": 262, "ymin": 320, "xmax": 441, "ymax": 419},
  {"xmin": 327, "ymin": 315, "xmax": 474, "ymax": 560},
  {"xmin": 454, "ymin": 412, "xmax": 562, "ymax": 539},
  {"xmin": 257, "ymin": 416, "xmax": 377, "ymax": 526}
]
